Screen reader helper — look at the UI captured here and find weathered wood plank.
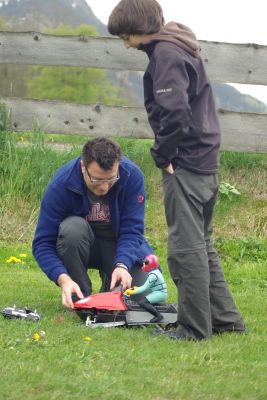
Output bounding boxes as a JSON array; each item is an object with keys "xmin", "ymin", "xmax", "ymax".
[
  {"xmin": 2, "ymin": 98, "xmax": 266, "ymax": 152},
  {"xmin": 218, "ymin": 109, "xmax": 267, "ymax": 152},
  {"xmin": 0, "ymin": 32, "xmax": 267, "ymax": 84},
  {"xmin": 201, "ymin": 41, "xmax": 267, "ymax": 85}
]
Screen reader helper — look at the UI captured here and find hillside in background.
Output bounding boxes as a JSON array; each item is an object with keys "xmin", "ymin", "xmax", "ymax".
[
  {"xmin": 0, "ymin": 0, "xmax": 108, "ymax": 34},
  {"xmin": 1, "ymin": 0, "xmax": 266, "ymax": 112},
  {"xmin": 212, "ymin": 82, "xmax": 267, "ymax": 113}
]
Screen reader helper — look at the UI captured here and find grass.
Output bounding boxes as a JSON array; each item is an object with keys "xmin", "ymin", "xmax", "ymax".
[
  {"xmin": 1, "ymin": 131, "xmax": 266, "ymax": 242},
  {"xmin": 0, "ymin": 130, "xmax": 267, "ymax": 399},
  {"xmin": 0, "ymin": 243, "xmax": 266, "ymax": 400}
]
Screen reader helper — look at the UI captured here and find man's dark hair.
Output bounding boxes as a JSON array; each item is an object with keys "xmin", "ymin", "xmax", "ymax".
[
  {"xmin": 82, "ymin": 137, "xmax": 122, "ymax": 170},
  {"xmin": 108, "ymin": 0, "xmax": 164, "ymax": 36}
]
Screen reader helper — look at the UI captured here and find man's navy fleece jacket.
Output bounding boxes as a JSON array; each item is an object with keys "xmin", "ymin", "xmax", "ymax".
[{"xmin": 32, "ymin": 156, "xmax": 154, "ymax": 283}]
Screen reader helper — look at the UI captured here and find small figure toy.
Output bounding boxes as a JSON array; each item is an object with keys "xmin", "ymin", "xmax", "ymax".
[{"xmin": 125, "ymin": 254, "xmax": 167, "ymax": 323}]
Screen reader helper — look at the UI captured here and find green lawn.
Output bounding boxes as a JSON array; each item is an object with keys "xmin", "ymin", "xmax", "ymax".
[{"xmin": 0, "ymin": 235, "xmax": 266, "ymax": 400}]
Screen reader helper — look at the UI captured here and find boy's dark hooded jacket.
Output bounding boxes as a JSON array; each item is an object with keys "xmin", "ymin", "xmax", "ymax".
[{"xmin": 139, "ymin": 21, "xmax": 220, "ymax": 174}]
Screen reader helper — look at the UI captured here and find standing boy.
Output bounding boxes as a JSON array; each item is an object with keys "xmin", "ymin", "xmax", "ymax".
[{"xmin": 108, "ymin": 0, "xmax": 245, "ymax": 340}]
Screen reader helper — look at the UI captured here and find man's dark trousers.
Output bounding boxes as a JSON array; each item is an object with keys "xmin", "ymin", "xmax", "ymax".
[
  {"xmin": 162, "ymin": 167, "xmax": 244, "ymax": 339},
  {"xmin": 56, "ymin": 216, "xmax": 147, "ymax": 296}
]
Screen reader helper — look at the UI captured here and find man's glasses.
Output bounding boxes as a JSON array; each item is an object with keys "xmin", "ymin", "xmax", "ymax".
[{"xmin": 85, "ymin": 168, "xmax": 120, "ymax": 186}]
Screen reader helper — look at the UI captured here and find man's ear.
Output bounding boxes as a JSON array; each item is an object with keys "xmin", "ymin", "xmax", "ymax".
[{"xmin": 80, "ymin": 159, "xmax": 85, "ymax": 174}]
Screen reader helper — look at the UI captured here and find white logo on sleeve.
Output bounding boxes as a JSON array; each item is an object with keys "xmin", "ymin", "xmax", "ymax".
[{"xmin": 155, "ymin": 88, "xmax": 173, "ymax": 94}]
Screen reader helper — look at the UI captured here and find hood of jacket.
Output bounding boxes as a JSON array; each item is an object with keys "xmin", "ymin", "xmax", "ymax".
[{"xmin": 140, "ymin": 21, "xmax": 200, "ymax": 58}]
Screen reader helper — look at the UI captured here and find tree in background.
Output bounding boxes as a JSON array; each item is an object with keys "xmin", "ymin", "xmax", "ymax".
[
  {"xmin": 27, "ymin": 25, "xmax": 127, "ymax": 106},
  {"xmin": 0, "ymin": 16, "xmax": 5, "ymax": 30}
]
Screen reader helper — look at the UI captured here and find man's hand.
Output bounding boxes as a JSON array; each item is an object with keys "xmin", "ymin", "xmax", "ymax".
[
  {"xmin": 110, "ymin": 267, "xmax": 132, "ymax": 292},
  {"xmin": 57, "ymin": 273, "xmax": 84, "ymax": 309},
  {"xmin": 165, "ymin": 163, "xmax": 174, "ymax": 174}
]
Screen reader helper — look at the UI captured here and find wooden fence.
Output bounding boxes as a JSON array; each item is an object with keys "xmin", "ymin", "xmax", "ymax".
[{"xmin": 0, "ymin": 31, "xmax": 267, "ymax": 152}]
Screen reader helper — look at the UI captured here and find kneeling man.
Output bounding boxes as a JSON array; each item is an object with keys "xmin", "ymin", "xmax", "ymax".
[{"xmin": 33, "ymin": 137, "xmax": 155, "ymax": 309}]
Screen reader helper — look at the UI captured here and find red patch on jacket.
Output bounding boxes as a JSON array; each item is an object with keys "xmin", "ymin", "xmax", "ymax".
[{"xmin": 138, "ymin": 195, "xmax": 144, "ymax": 204}]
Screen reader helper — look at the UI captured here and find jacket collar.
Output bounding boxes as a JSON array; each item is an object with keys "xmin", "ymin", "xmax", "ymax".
[{"xmin": 138, "ymin": 42, "xmax": 156, "ymax": 58}]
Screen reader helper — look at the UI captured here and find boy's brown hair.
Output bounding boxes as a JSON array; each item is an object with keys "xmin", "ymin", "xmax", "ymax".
[{"xmin": 108, "ymin": 0, "xmax": 164, "ymax": 36}]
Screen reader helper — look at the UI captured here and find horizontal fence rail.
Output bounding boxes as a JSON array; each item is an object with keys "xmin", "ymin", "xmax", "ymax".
[
  {"xmin": 2, "ymin": 97, "xmax": 267, "ymax": 152},
  {"xmin": 0, "ymin": 32, "xmax": 267, "ymax": 84},
  {"xmin": 0, "ymin": 32, "xmax": 267, "ymax": 152}
]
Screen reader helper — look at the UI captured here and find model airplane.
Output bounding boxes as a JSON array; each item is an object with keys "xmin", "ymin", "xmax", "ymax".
[
  {"xmin": 73, "ymin": 291, "xmax": 177, "ymax": 328},
  {"xmin": 1, "ymin": 305, "xmax": 41, "ymax": 321}
]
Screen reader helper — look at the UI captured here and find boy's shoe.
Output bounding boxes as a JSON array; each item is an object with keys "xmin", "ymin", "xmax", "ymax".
[
  {"xmin": 152, "ymin": 325, "xmax": 175, "ymax": 336},
  {"xmin": 152, "ymin": 329, "xmax": 199, "ymax": 341},
  {"xmin": 212, "ymin": 319, "xmax": 246, "ymax": 335},
  {"xmin": 152, "ymin": 324, "xmax": 202, "ymax": 341},
  {"xmin": 158, "ymin": 331, "xmax": 183, "ymax": 341}
]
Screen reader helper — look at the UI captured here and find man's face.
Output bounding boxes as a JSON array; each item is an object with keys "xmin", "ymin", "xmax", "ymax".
[
  {"xmin": 120, "ymin": 34, "xmax": 151, "ymax": 49},
  {"xmin": 81, "ymin": 160, "xmax": 119, "ymax": 196}
]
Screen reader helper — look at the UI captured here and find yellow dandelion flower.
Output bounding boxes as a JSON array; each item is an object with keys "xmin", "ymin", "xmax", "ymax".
[
  {"xmin": 84, "ymin": 336, "xmax": 92, "ymax": 342},
  {"xmin": 6, "ymin": 256, "xmax": 15, "ymax": 263},
  {"xmin": 6, "ymin": 256, "xmax": 22, "ymax": 263},
  {"xmin": 32, "ymin": 332, "xmax": 41, "ymax": 341},
  {"xmin": 19, "ymin": 253, "xmax": 28, "ymax": 258},
  {"xmin": 32, "ymin": 331, "xmax": 45, "ymax": 341}
]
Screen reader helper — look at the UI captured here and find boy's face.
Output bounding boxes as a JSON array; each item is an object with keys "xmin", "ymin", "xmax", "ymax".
[{"xmin": 120, "ymin": 34, "xmax": 151, "ymax": 48}]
